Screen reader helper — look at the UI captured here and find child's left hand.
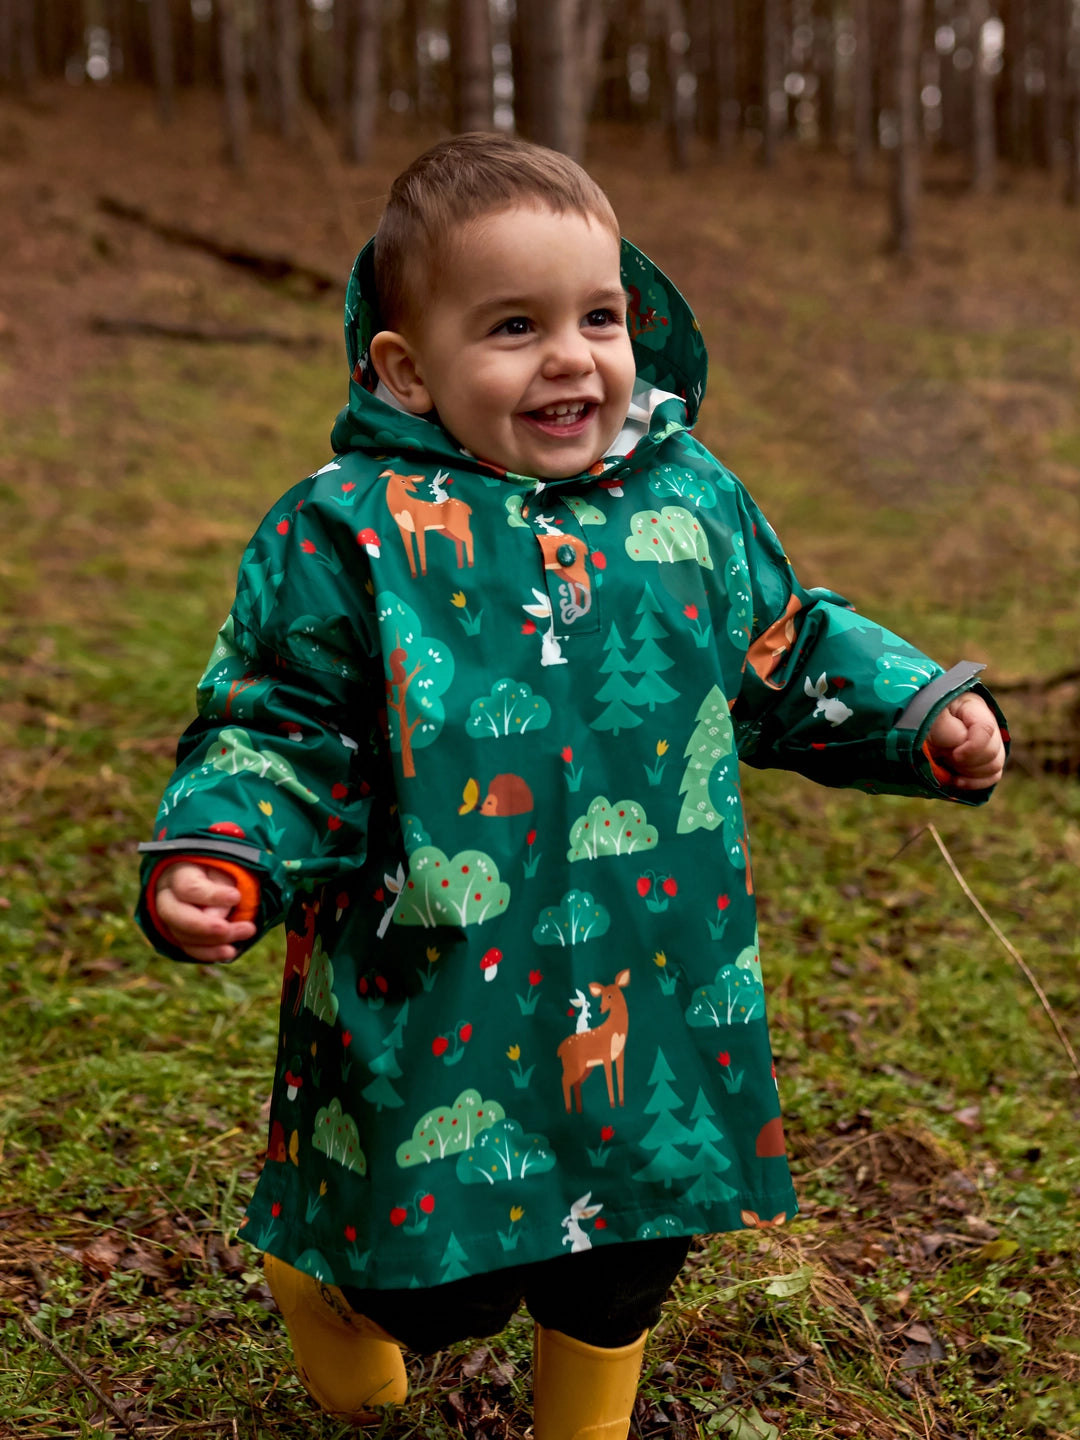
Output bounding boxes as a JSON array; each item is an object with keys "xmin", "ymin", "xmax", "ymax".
[{"xmin": 925, "ymin": 693, "xmax": 1006, "ymax": 791}]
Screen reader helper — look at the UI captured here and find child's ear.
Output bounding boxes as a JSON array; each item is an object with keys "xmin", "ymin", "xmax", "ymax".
[{"xmin": 368, "ymin": 331, "xmax": 433, "ymax": 415}]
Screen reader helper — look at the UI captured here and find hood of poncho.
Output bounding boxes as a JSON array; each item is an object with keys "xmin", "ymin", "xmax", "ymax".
[{"xmin": 329, "ymin": 236, "xmax": 709, "ymax": 485}]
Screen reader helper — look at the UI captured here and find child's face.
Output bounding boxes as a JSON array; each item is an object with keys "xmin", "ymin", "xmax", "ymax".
[{"xmin": 389, "ymin": 205, "xmax": 636, "ymax": 480}]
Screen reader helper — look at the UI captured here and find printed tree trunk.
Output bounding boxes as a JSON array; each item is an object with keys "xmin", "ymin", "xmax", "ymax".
[
  {"xmin": 970, "ymin": 0, "xmax": 997, "ymax": 192},
  {"xmin": 851, "ymin": 0, "xmax": 874, "ymax": 185},
  {"xmin": 275, "ymin": 0, "xmax": 301, "ymax": 141},
  {"xmin": 760, "ymin": 0, "xmax": 782, "ymax": 166},
  {"xmin": 147, "ymin": 0, "xmax": 174, "ymax": 123},
  {"xmin": 886, "ymin": 0, "xmax": 922, "ymax": 255},
  {"xmin": 450, "ymin": 0, "xmax": 493, "ymax": 132},
  {"xmin": 347, "ymin": 0, "xmax": 380, "ymax": 163},
  {"xmin": 218, "ymin": 0, "xmax": 248, "ymax": 170}
]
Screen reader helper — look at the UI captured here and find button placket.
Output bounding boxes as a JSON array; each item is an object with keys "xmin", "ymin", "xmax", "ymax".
[{"xmin": 521, "ymin": 493, "xmax": 600, "ymax": 637}]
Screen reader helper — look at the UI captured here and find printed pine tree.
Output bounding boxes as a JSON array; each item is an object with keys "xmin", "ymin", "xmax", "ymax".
[
  {"xmin": 677, "ymin": 685, "xmax": 734, "ymax": 834},
  {"xmin": 440, "ymin": 1231, "xmax": 471, "ymax": 1283},
  {"xmin": 683, "ymin": 1088, "xmax": 737, "ymax": 1207},
  {"xmin": 627, "ymin": 584, "xmax": 680, "ymax": 711},
  {"xmin": 632, "ymin": 1048, "xmax": 697, "ymax": 1188},
  {"xmin": 591, "ymin": 621, "xmax": 643, "ymax": 735},
  {"xmin": 362, "ymin": 999, "xmax": 409, "ymax": 1111}
]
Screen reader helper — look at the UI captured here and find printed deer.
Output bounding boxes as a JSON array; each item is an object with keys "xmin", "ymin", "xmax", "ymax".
[
  {"xmin": 382, "ymin": 468, "xmax": 474, "ymax": 577},
  {"xmin": 281, "ymin": 900, "xmax": 319, "ymax": 1014},
  {"xmin": 557, "ymin": 969, "xmax": 630, "ymax": 1113}
]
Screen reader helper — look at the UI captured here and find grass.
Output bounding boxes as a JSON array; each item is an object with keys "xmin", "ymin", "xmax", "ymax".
[{"xmin": 1, "ymin": 111, "xmax": 1078, "ymax": 1439}]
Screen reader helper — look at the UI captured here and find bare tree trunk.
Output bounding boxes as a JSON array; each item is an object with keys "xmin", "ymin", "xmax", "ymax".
[
  {"xmin": 252, "ymin": 0, "xmax": 277, "ymax": 127},
  {"xmin": 852, "ymin": 0, "xmax": 874, "ymax": 185},
  {"xmin": 663, "ymin": 0, "xmax": 694, "ymax": 169},
  {"xmin": 887, "ymin": 0, "xmax": 922, "ymax": 254},
  {"xmin": 760, "ymin": 0, "xmax": 782, "ymax": 166},
  {"xmin": 147, "ymin": 0, "xmax": 175, "ymax": 124},
  {"xmin": 450, "ymin": 0, "xmax": 493, "ymax": 132},
  {"xmin": 347, "ymin": 0, "xmax": 380, "ymax": 163},
  {"xmin": 710, "ymin": 0, "xmax": 738, "ymax": 152},
  {"xmin": 815, "ymin": 0, "xmax": 838, "ymax": 148},
  {"xmin": 1042, "ymin": 0, "xmax": 1067, "ymax": 170},
  {"xmin": 0, "ymin": 0, "xmax": 14, "ymax": 85},
  {"xmin": 515, "ymin": 0, "xmax": 581, "ymax": 159},
  {"xmin": 275, "ymin": 0, "xmax": 301, "ymax": 141},
  {"xmin": 1066, "ymin": 0, "xmax": 1080, "ymax": 202},
  {"xmin": 566, "ymin": 0, "xmax": 609, "ymax": 161},
  {"xmin": 1004, "ymin": 0, "xmax": 1029, "ymax": 162},
  {"xmin": 970, "ymin": 0, "xmax": 997, "ymax": 190},
  {"xmin": 219, "ymin": 0, "xmax": 248, "ymax": 169}
]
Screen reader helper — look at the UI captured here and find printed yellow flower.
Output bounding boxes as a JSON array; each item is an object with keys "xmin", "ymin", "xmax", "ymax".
[
  {"xmin": 653, "ymin": 951, "xmax": 667, "ymax": 968},
  {"xmin": 319, "ymin": 1179, "xmax": 328, "ymax": 1197},
  {"xmin": 507, "ymin": 1044, "xmax": 521, "ymax": 1062},
  {"xmin": 656, "ymin": 739, "xmax": 669, "ymax": 756},
  {"xmin": 451, "ymin": 591, "xmax": 468, "ymax": 608},
  {"xmin": 426, "ymin": 946, "xmax": 441, "ymax": 963},
  {"xmin": 310, "ymin": 1041, "xmax": 318, "ymax": 1057},
  {"xmin": 509, "ymin": 1206, "xmax": 524, "ymax": 1222},
  {"xmin": 259, "ymin": 800, "xmax": 274, "ymax": 815}
]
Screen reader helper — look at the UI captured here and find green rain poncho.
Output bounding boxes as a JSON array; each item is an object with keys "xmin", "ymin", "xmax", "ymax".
[{"xmin": 138, "ymin": 238, "xmax": 1004, "ymax": 1291}]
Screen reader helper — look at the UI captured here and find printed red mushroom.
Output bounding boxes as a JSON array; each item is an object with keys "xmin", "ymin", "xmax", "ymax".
[
  {"xmin": 480, "ymin": 948, "xmax": 502, "ymax": 982},
  {"xmin": 356, "ymin": 527, "xmax": 381, "ymax": 557},
  {"xmin": 208, "ymin": 821, "xmax": 247, "ymax": 838},
  {"xmin": 284, "ymin": 1070, "xmax": 303, "ymax": 1101}
]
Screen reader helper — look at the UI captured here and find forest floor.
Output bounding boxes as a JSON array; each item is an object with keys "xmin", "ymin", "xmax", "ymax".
[{"xmin": 1, "ymin": 82, "xmax": 1078, "ymax": 1440}]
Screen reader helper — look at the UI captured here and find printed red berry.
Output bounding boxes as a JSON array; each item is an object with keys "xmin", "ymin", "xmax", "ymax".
[
  {"xmin": 331, "ymin": 782, "xmax": 348, "ymax": 800},
  {"xmin": 636, "ymin": 876, "xmax": 652, "ymax": 897},
  {"xmin": 276, "ymin": 519, "xmax": 289, "ymax": 535},
  {"xmin": 419, "ymin": 1194, "xmax": 435, "ymax": 1215},
  {"xmin": 662, "ymin": 877, "xmax": 678, "ymax": 897},
  {"xmin": 432, "ymin": 1036, "xmax": 449, "ymax": 1057},
  {"xmin": 375, "ymin": 975, "xmax": 388, "ymax": 994},
  {"xmin": 459, "ymin": 1023, "xmax": 473, "ymax": 1044},
  {"xmin": 389, "ymin": 1207, "xmax": 408, "ymax": 1227}
]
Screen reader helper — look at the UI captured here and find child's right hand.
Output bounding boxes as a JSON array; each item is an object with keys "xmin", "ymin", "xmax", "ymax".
[{"xmin": 154, "ymin": 861, "xmax": 258, "ymax": 962}]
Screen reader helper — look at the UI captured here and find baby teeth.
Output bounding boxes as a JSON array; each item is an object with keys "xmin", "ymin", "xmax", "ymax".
[{"xmin": 541, "ymin": 402, "xmax": 585, "ymax": 417}]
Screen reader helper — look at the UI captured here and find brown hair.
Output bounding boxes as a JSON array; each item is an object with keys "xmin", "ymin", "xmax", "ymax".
[{"xmin": 373, "ymin": 132, "xmax": 620, "ymax": 332}]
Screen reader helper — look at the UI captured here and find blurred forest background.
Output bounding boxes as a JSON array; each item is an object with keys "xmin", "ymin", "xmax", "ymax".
[{"xmin": 1, "ymin": 2, "xmax": 1079, "ymax": 1438}]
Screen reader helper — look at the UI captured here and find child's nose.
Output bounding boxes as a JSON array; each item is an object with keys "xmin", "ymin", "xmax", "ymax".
[{"xmin": 541, "ymin": 327, "xmax": 596, "ymax": 378}]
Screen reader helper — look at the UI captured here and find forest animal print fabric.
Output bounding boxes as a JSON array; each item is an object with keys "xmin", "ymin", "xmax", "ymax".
[{"xmin": 137, "ymin": 238, "xmax": 1004, "ymax": 1290}]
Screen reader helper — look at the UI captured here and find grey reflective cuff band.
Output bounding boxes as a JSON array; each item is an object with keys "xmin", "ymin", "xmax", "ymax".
[
  {"xmin": 138, "ymin": 837, "xmax": 265, "ymax": 866},
  {"xmin": 895, "ymin": 660, "xmax": 986, "ymax": 732}
]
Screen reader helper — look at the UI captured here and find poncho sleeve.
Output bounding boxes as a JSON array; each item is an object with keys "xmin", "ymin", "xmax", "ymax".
[
  {"xmin": 727, "ymin": 485, "xmax": 1007, "ymax": 802},
  {"xmin": 136, "ymin": 478, "xmax": 384, "ymax": 961}
]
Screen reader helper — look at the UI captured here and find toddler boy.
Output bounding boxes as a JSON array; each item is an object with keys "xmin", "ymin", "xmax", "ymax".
[{"xmin": 139, "ymin": 134, "xmax": 1005, "ymax": 1437}]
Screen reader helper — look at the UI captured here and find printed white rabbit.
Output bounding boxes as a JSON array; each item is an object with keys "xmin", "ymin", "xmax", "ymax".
[
  {"xmin": 804, "ymin": 672, "xmax": 853, "ymax": 727},
  {"xmin": 561, "ymin": 1192, "xmax": 603, "ymax": 1252}
]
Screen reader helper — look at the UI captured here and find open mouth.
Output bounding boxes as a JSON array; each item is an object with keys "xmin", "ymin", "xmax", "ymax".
[{"xmin": 524, "ymin": 400, "xmax": 596, "ymax": 431}]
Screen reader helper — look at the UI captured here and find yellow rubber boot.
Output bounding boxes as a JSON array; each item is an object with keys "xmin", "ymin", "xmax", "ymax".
[
  {"xmin": 532, "ymin": 1324, "xmax": 648, "ymax": 1440},
  {"xmin": 264, "ymin": 1254, "xmax": 408, "ymax": 1422}
]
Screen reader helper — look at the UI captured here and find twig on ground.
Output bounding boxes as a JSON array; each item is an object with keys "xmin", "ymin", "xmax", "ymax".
[
  {"xmin": 96, "ymin": 196, "xmax": 337, "ymax": 295},
  {"xmin": 896, "ymin": 824, "xmax": 1080, "ymax": 1083},
  {"xmin": 15, "ymin": 1311, "xmax": 146, "ymax": 1437},
  {"xmin": 89, "ymin": 318, "xmax": 328, "ymax": 349}
]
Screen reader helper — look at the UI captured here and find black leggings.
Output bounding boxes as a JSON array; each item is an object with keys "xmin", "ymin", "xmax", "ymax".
[{"xmin": 340, "ymin": 1236, "xmax": 692, "ymax": 1354}]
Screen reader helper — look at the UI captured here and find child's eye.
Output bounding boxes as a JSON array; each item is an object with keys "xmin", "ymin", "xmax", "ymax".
[
  {"xmin": 493, "ymin": 317, "xmax": 532, "ymax": 336},
  {"xmin": 585, "ymin": 308, "xmax": 622, "ymax": 329}
]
